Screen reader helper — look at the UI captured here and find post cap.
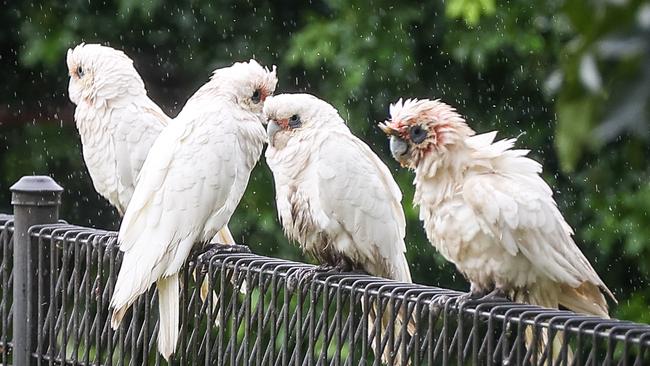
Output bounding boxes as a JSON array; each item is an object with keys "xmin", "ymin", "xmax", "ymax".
[
  {"xmin": 10, "ymin": 176, "xmax": 63, "ymax": 193},
  {"xmin": 11, "ymin": 176, "xmax": 63, "ymax": 206}
]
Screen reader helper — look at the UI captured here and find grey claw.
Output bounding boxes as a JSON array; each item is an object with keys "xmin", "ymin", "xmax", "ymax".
[
  {"xmin": 430, "ymin": 294, "xmax": 452, "ymax": 309},
  {"xmin": 479, "ymin": 288, "xmax": 509, "ymax": 301},
  {"xmin": 200, "ymin": 243, "xmax": 251, "ymax": 258},
  {"xmin": 196, "ymin": 244, "xmax": 251, "ymax": 271}
]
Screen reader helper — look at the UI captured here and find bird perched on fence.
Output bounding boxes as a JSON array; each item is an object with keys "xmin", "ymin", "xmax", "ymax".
[
  {"xmin": 265, "ymin": 93, "xmax": 414, "ymax": 365},
  {"xmin": 380, "ymin": 98, "xmax": 616, "ymax": 357},
  {"xmin": 66, "ymin": 43, "xmax": 236, "ymax": 245},
  {"xmin": 379, "ymin": 98, "xmax": 616, "ymax": 311},
  {"xmin": 109, "ymin": 60, "xmax": 277, "ymax": 361}
]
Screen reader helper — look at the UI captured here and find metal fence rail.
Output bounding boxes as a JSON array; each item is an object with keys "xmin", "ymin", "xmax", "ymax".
[
  {"xmin": 1, "ymin": 176, "xmax": 649, "ymax": 365},
  {"xmin": 0, "ymin": 214, "xmax": 14, "ymax": 365}
]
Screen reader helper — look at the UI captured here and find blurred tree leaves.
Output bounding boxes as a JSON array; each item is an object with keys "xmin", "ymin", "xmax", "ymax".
[
  {"xmin": 555, "ymin": 96, "xmax": 596, "ymax": 172},
  {"xmin": 445, "ymin": 0, "xmax": 496, "ymax": 26},
  {"xmin": 551, "ymin": 0, "xmax": 650, "ymax": 171}
]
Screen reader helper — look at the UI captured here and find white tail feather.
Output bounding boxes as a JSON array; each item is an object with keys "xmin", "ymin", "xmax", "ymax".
[
  {"xmin": 200, "ymin": 225, "xmax": 237, "ymax": 302},
  {"xmin": 516, "ymin": 285, "xmax": 575, "ymax": 364},
  {"xmin": 157, "ymin": 273, "xmax": 179, "ymax": 361},
  {"xmin": 365, "ymin": 301, "xmax": 416, "ymax": 365},
  {"xmin": 198, "ymin": 225, "xmax": 239, "ymax": 328},
  {"xmin": 214, "ymin": 225, "xmax": 236, "ymax": 244},
  {"xmin": 110, "ymin": 250, "xmax": 158, "ymax": 329}
]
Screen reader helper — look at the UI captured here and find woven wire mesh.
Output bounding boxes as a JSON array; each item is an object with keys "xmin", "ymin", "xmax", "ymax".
[
  {"xmin": 0, "ymin": 214, "xmax": 13, "ymax": 364},
  {"xmin": 0, "ymin": 221, "xmax": 646, "ymax": 365}
]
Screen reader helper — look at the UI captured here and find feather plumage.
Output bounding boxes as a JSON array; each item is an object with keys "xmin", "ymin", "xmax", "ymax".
[
  {"xmin": 108, "ymin": 59, "xmax": 276, "ymax": 360},
  {"xmin": 382, "ymin": 98, "xmax": 615, "ymax": 363},
  {"xmin": 67, "ymin": 44, "xmax": 239, "ymax": 333},
  {"xmin": 265, "ymin": 93, "xmax": 413, "ymax": 364}
]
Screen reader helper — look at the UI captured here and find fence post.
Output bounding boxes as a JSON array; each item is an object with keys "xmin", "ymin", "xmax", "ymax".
[{"xmin": 11, "ymin": 176, "xmax": 63, "ymax": 366}]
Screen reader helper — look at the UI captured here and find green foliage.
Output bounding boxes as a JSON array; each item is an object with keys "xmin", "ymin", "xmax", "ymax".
[
  {"xmin": 0, "ymin": 0, "xmax": 648, "ymax": 325},
  {"xmin": 445, "ymin": 0, "xmax": 496, "ymax": 26},
  {"xmin": 555, "ymin": 96, "xmax": 596, "ymax": 172},
  {"xmin": 552, "ymin": 0, "xmax": 650, "ymax": 171}
]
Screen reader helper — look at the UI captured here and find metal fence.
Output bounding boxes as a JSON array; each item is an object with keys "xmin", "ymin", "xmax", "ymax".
[{"xmin": 1, "ymin": 175, "xmax": 649, "ymax": 365}]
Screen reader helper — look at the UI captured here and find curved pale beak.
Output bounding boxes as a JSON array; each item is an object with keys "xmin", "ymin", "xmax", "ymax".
[
  {"xmin": 379, "ymin": 122, "xmax": 397, "ymax": 136},
  {"xmin": 267, "ymin": 120, "xmax": 281, "ymax": 146},
  {"xmin": 389, "ymin": 135, "xmax": 409, "ymax": 164}
]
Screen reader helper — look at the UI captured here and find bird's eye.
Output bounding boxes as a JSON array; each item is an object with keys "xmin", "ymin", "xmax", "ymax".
[
  {"xmin": 77, "ymin": 66, "xmax": 84, "ymax": 78},
  {"xmin": 288, "ymin": 114, "xmax": 301, "ymax": 128},
  {"xmin": 251, "ymin": 89, "xmax": 261, "ymax": 104},
  {"xmin": 409, "ymin": 125, "xmax": 427, "ymax": 144}
]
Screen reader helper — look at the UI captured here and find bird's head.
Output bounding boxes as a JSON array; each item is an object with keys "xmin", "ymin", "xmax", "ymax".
[
  {"xmin": 210, "ymin": 59, "xmax": 277, "ymax": 116},
  {"xmin": 379, "ymin": 98, "xmax": 474, "ymax": 169},
  {"xmin": 66, "ymin": 43, "xmax": 145, "ymax": 106},
  {"xmin": 263, "ymin": 93, "xmax": 344, "ymax": 148}
]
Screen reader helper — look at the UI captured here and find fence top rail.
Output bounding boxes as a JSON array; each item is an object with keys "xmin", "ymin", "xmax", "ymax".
[
  {"xmin": 0, "ymin": 214, "xmax": 13, "ymax": 224},
  {"xmin": 201, "ymin": 250, "xmax": 650, "ymax": 346}
]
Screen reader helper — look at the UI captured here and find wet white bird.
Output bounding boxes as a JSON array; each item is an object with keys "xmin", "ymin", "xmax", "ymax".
[
  {"xmin": 380, "ymin": 98, "xmax": 617, "ymax": 360},
  {"xmin": 379, "ymin": 98, "xmax": 615, "ymax": 313},
  {"xmin": 67, "ymin": 43, "xmax": 237, "ymax": 320},
  {"xmin": 109, "ymin": 60, "xmax": 277, "ymax": 360},
  {"xmin": 66, "ymin": 43, "xmax": 235, "ymax": 244},
  {"xmin": 66, "ymin": 43, "xmax": 169, "ymax": 215},
  {"xmin": 265, "ymin": 93, "xmax": 413, "ymax": 364}
]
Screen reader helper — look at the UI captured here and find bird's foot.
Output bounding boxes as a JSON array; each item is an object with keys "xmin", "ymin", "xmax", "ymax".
[
  {"xmin": 286, "ymin": 264, "xmax": 336, "ymax": 292},
  {"xmin": 332, "ymin": 258, "xmax": 355, "ymax": 273},
  {"xmin": 196, "ymin": 243, "xmax": 251, "ymax": 270},
  {"xmin": 201, "ymin": 243, "xmax": 251, "ymax": 256},
  {"xmin": 431, "ymin": 290, "xmax": 485, "ymax": 311},
  {"xmin": 102, "ymin": 232, "xmax": 119, "ymax": 248},
  {"xmin": 455, "ymin": 291, "xmax": 488, "ymax": 308},
  {"xmin": 430, "ymin": 294, "xmax": 453, "ymax": 309},
  {"xmin": 478, "ymin": 287, "xmax": 509, "ymax": 301}
]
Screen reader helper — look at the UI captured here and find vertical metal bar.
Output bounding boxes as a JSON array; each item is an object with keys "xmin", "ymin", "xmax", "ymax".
[
  {"xmin": 256, "ymin": 269, "xmax": 265, "ymax": 366},
  {"xmin": 48, "ymin": 227, "xmax": 57, "ymax": 365},
  {"xmin": 36, "ymin": 233, "xmax": 44, "ymax": 365},
  {"xmin": 60, "ymin": 235, "xmax": 68, "ymax": 362},
  {"xmin": 282, "ymin": 273, "xmax": 290, "ymax": 366},
  {"xmin": 218, "ymin": 261, "xmax": 227, "ymax": 366},
  {"xmin": 361, "ymin": 287, "xmax": 369, "ymax": 366},
  {"xmin": 1, "ymin": 220, "xmax": 12, "ymax": 366},
  {"xmin": 83, "ymin": 234, "xmax": 92, "ymax": 365},
  {"xmin": 295, "ymin": 277, "xmax": 303, "ymax": 366},
  {"xmin": 179, "ymin": 259, "xmax": 188, "ymax": 365},
  {"xmin": 11, "ymin": 176, "xmax": 63, "ymax": 366},
  {"xmin": 307, "ymin": 280, "xmax": 316, "ymax": 366},
  {"xmin": 244, "ymin": 266, "xmax": 252, "ymax": 365},
  {"xmin": 72, "ymin": 237, "xmax": 80, "ymax": 364},
  {"xmin": 94, "ymin": 235, "xmax": 106, "ymax": 365},
  {"xmin": 207, "ymin": 261, "xmax": 214, "ymax": 366},
  {"xmin": 334, "ymin": 283, "xmax": 343, "ymax": 366},
  {"xmin": 348, "ymin": 285, "xmax": 357, "ymax": 366},
  {"xmin": 319, "ymin": 280, "xmax": 329, "ymax": 366}
]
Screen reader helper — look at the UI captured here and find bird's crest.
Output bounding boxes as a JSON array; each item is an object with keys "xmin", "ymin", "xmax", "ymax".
[{"xmin": 211, "ymin": 59, "xmax": 278, "ymax": 100}]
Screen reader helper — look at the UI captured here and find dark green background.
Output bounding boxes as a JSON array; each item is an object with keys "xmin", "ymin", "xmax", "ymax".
[{"xmin": 1, "ymin": 0, "xmax": 648, "ymax": 322}]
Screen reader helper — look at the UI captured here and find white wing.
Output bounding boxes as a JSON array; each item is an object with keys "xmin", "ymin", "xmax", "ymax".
[
  {"xmin": 113, "ymin": 109, "xmax": 241, "ymax": 308},
  {"xmin": 111, "ymin": 100, "xmax": 169, "ymax": 213},
  {"xmin": 315, "ymin": 130, "xmax": 410, "ymax": 282},
  {"xmin": 462, "ymin": 166, "xmax": 613, "ymax": 299}
]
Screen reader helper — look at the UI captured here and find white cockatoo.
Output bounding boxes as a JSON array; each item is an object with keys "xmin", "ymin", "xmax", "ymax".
[
  {"xmin": 66, "ymin": 43, "xmax": 168, "ymax": 215},
  {"xmin": 380, "ymin": 99, "xmax": 615, "ymax": 357},
  {"xmin": 66, "ymin": 43, "xmax": 235, "ymax": 245},
  {"xmin": 264, "ymin": 93, "xmax": 413, "ymax": 364},
  {"xmin": 109, "ymin": 60, "xmax": 277, "ymax": 360}
]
